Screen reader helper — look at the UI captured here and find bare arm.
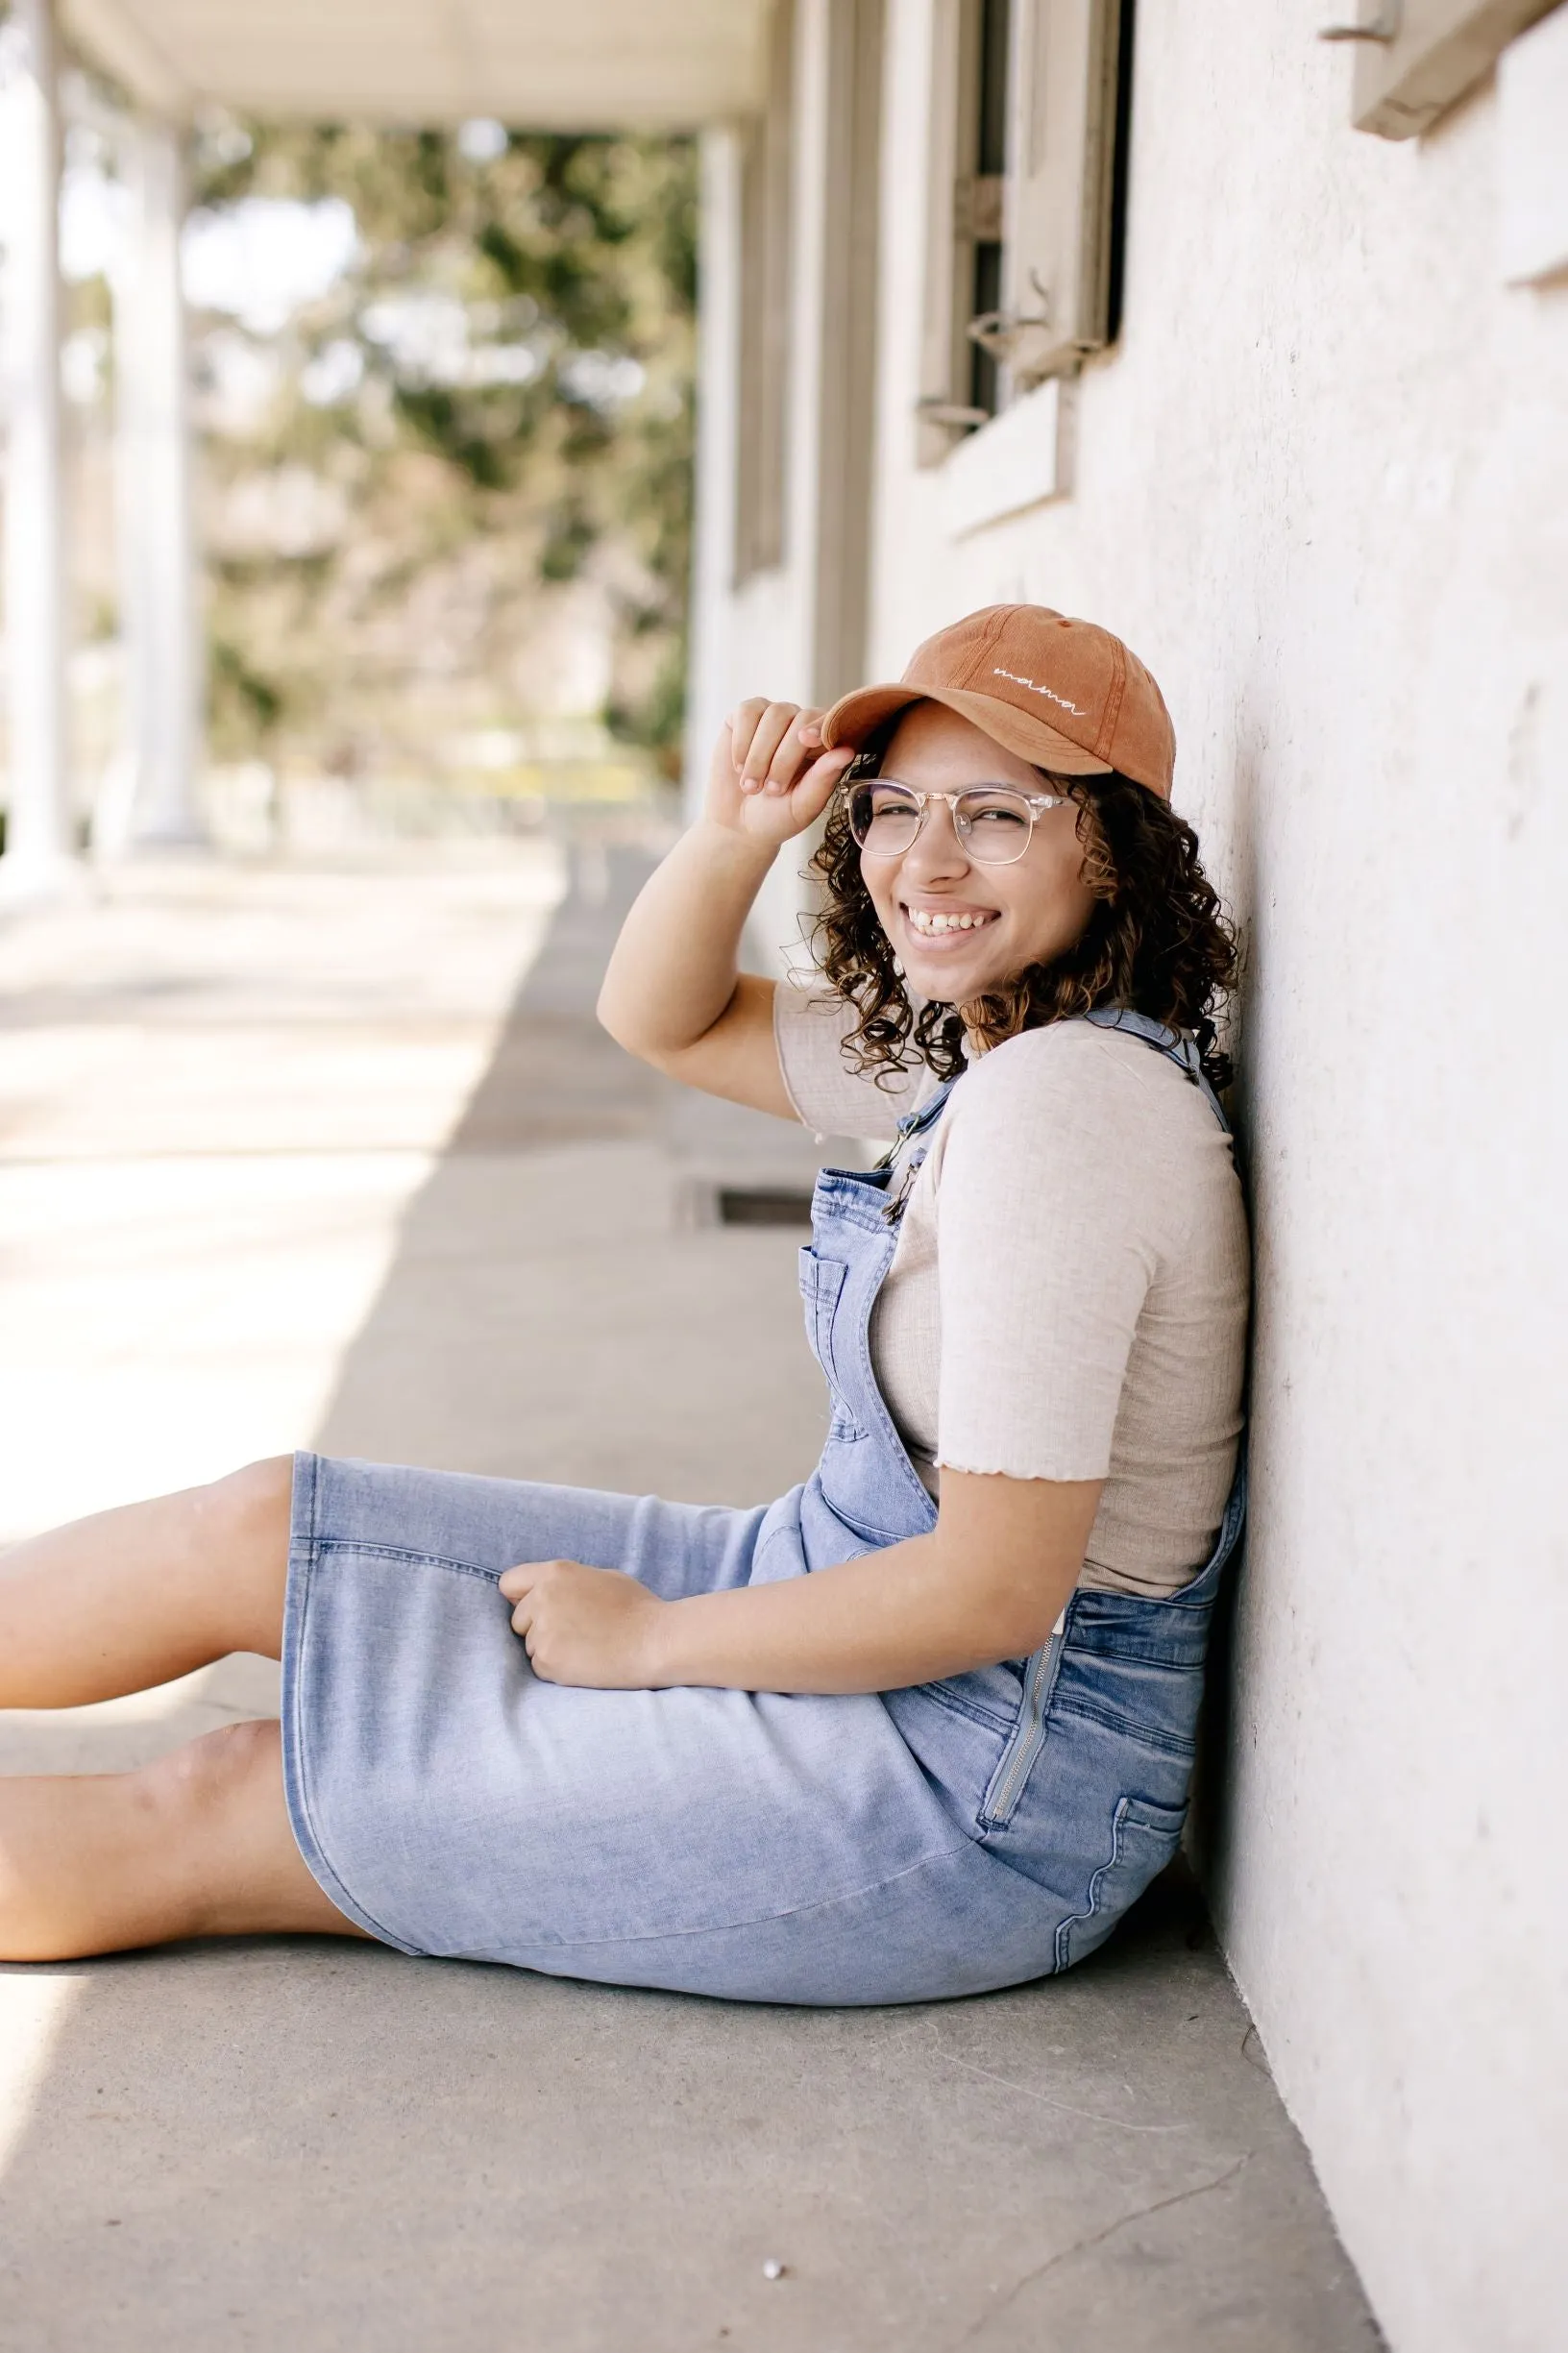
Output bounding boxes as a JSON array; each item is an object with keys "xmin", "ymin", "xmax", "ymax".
[
  {"xmin": 597, "ymin": 699, "xmax": 853, "ymax": 1117},
  {"xmin": 499, "ymin": 1469, "xmax": 1102, "ymax": 1694}
]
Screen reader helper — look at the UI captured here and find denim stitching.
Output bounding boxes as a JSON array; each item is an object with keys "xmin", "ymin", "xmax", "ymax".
[
  {"xmin": 284, "ymin": 1458, "xmax": 420, "ymax": 1953},
  {"xmin": 1053, "ymin": 1796, "xmax": 1131, "ymax": 1972},
  {"xmin": 802, "ymin": 1249, "xmax": 871, "ymax": 1440},
  {"xmin": 1051, "ymin": 1693, "xmax": 1197, "ymax": 1758},
  {"xmin": 750, "ymin": 1517, "xmax": 809, "ymax": 1572},
  {"xmin": 1063, "ymin": 1634, "xmax": 1207, "ymax": 1669},
  {"xmin": 907, "ymin": 1681, "xmax": 1018, "ymax": 1736},
  {"xmin": 313, "ymin": 1539, "xmax": 502, "ymax": 1582},
  {"xmin": 812, "ymin": 1488, "xmax": 909, "ymax": 1547}
]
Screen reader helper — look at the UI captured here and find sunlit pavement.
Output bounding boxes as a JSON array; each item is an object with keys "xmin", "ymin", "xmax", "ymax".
[{"xmin": 0, "ymin": 845, "xmax": 1377, "ymax": 2349}]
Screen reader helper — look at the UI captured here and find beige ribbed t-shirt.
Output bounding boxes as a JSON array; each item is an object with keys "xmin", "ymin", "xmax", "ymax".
[{"xmin": 773, "ymin": 986, "xmax": 1250, "ymax": 1599}]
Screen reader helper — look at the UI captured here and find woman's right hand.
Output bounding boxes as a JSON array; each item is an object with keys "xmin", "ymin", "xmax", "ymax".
[
  {"xmin": 600, "ymin": 696, "xmax": 849, "ymax": 1117},
  {"xmin": 705, "ymin": 699, "xmax": 855, "ymax": 849}
]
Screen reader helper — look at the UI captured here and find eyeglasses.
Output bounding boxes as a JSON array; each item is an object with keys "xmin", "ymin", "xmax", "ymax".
[{"xmin": 845, "ymin": 778, "xmax": 1073, "ymax": 866}]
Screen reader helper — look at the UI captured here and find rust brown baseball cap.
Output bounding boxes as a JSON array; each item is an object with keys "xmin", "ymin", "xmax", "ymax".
[{"xmin": 820, "ymin": 604, "xmax": 1176, "ymax": 798}]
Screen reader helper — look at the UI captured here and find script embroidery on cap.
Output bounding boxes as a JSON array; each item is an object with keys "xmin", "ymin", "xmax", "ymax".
[{"xmin": 992, "ymin": 666, "xmax": 1086, "ymax": 718}]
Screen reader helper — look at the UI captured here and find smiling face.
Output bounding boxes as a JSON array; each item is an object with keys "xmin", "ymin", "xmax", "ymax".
[{"xmin": 856, "ymin": 701, "xmax": 1099, "ymax": 1008}]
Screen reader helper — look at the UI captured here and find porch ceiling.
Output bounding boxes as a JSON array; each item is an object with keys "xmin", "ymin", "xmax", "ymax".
[{"xmin": 62, "ymin": 0, "xmax": 769, "ymax": 128}]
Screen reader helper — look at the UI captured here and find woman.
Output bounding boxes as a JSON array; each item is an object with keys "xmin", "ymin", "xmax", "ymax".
[{"xmin": 0, "ymin": 603, "xmax": 1248, "ymax": 2003}]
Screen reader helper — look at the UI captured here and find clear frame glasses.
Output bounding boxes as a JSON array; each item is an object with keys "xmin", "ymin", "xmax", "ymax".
[{"xmin": 845, "ymin": 778, "xmax": 1072, "ymax": 866}]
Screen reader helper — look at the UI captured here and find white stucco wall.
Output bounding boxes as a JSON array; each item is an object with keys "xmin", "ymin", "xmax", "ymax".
[{"xmin": 695, "ymin": 5, "xmax": 1568, "ymax": 2345}]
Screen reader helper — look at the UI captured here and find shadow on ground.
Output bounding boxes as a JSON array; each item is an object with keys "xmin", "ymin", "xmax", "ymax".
[
  {"xmin": 0, "ymin": 1866, "xmax": 1379, "ymax": 2353},
  {"xmin": 309, "ymin": 841, "xmax": 838, "ymax": 1502},
  {"xmin": 0, "ymin": 845, "xmax": 1380, "ymax": 2349}
]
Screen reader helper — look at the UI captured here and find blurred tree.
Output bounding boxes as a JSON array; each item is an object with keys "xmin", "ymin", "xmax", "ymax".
[{"xmin": 191, "ymin": 121, "xmax": 697, "ymax": 780}]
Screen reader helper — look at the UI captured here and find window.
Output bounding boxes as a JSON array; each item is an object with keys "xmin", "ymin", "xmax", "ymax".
[
  {"xmin": 919, "ymin": 0, "xmax": 1130, "ymax": 462},
  {"xmin": 968, "ymin": 0, "xmax": 1013, "ymax": 422},
  {"xmin": 1329, "ymin": 0, "xmax": 1559, "ymax": 139}
]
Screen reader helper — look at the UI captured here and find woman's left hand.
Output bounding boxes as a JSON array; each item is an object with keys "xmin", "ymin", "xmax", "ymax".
[{"xmin": 499, "ymin": 1558, "xmax": 667, "ymax": 1688}]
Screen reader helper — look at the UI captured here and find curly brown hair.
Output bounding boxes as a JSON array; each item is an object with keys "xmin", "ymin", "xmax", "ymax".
[{"xmin": 808, "ymin": 748, "xmax": 1238, "ymax": 1091}]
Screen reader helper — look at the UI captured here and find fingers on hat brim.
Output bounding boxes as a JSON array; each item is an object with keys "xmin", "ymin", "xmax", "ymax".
[{"xmin": 820, "ymin": 684, "xmax": 1115, "ymax": 780}]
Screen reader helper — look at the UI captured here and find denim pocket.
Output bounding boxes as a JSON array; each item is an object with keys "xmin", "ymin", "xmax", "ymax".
[
  {"xmin": 797, "ymin": 1250, "xmax": 860, "ymax": 1437},
  {"xmin": 913, "ymin": 1659, "xmax": 1024, "ymax": 1736},
  {"xmin": 1054, "ymin": 1794, "xmax": 1188, "ymax": 1971}
]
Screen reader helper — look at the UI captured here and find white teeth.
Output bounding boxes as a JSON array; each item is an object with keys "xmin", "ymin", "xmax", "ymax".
[{"xmin": 906, "ymin": 907, "xmax": 993, "ymax": 935}]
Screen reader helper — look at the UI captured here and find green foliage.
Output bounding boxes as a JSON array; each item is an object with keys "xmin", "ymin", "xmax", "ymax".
[
  {"xmin": 193, "ymin": 122, "xmax": 698, "ymax": 772},
  {"xmin": 209, "ymin": 634, "xmax": 284, "ymax": 740}
]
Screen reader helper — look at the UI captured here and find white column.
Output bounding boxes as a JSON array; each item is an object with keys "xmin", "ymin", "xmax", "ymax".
[
  {"xmin": 0, "ymin": 0, "xmax": 72, "ymax": 893},
  {"xmin": 682, "ymin": 126, "xmax": 743, "ymax": 825},
  {"xmin": 115, "ymin": 111, "xmax": 202, "ymax": 848}
]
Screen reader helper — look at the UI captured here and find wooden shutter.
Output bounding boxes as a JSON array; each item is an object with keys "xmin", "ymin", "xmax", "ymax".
[
  {"xmin": 1339, "ymin": 0, "xmax": 1558, "ymax": 139},
  {"xmin": 997, "ymin": 0, "xmax": 1121, "ymax": 384},
  {"xmin": 915, "ymin": 0, "xmax": 981, "ymax": 460}
]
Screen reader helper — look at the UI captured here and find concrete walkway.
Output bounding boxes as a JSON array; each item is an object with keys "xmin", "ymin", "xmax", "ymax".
[{"xmin": 0, "ymin": 839, "xmax": 1380, "ymax": 2350}]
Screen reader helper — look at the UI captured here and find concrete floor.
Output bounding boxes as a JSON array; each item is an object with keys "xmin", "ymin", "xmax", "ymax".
[{"xmin": 0, "ymin": 836, "xmax": 1381, "ymax": 2350}]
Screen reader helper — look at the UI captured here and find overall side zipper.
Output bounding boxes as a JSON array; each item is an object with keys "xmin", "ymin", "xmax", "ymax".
[{"xmin": 981, "ymin": 1630, "xmax": 1061, "ymax": 1830}]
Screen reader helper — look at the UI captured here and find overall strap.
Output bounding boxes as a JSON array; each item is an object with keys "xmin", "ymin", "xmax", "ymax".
[
  {"xmin": 870, "ymin": 1009, "xmax": 1226, "ymax": 1212},
  {"xmin": 872, "ymin": 1072, "xmax": 962, "ymax": 1171},
  {"xmin": 1083, "ymin": 1007, "xmax": 1229, "ymax": 1133},
  {"xmin": 871, "ymin": 1072, "xmax": 964, "ymax": 1222}
]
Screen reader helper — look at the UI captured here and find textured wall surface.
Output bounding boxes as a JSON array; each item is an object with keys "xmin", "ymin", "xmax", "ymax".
[{"xmin": 695, "ymin": 7, "xmax": 1568, "ymax": 2347}]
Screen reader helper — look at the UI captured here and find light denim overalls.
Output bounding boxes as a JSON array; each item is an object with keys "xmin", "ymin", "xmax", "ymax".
[{"xmin": 282, "ymin": 1010, "xmax": 1245, "ymax": 2005}]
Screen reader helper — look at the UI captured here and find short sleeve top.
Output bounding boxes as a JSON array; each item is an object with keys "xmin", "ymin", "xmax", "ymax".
[{"xmin": 773, "ymin": 983, "xmax": 1250, "ymax": 1599}]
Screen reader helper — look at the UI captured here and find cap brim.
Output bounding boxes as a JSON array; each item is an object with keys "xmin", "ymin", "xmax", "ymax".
[{"xmin": 820, "ymin": 683, "xmax": 1114, "ymax": 777}]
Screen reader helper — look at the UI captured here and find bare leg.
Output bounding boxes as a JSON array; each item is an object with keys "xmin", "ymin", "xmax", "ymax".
[
  {"xmin": 0, "ymin": 1457, "xmax": 292, "ymax": 1709},
  {"xmin": 0, "ymin": 1459, "xmax": 371, "ymax": 1957},
  {"xmin": 0, "ymin": 1720, "xmax": 370, "ymax": 1960}
]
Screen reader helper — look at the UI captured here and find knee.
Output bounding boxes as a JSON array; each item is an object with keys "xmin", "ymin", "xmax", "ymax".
[
  {"xmin": 201, "ymin": 1456, "xmax": 294, "ymax": 1550},
  {"xmin": 133, "ymin": 1718, "xmax": 282, "ymax": 1840},
  {"xmin": 0, "ymin": 1722, "xmax": 286, "ymax": 1963},
  {"xmin": 182, "ymin": 1458, "xmax": 293, "ymax": 1645}
]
